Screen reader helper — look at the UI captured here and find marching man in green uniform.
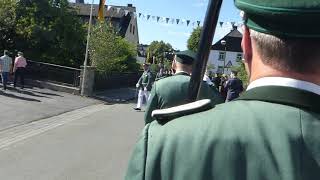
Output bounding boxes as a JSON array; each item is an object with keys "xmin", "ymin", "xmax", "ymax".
[
  {"xmin": 144, "ymin": 50, "xmax": 223, "ymax": 124},
  {"xmin": 133, "ymin": 63, "xmax": 154, "ymax": 111},
  {"xmin": 125, "ymin": 0, "xmax": 320, "ymax": 180}
]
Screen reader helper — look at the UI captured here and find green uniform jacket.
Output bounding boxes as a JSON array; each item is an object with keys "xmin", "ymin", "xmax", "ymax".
[
  {"xmin": 137, "ymin": 70, "xmax": 154, "ymax": 91},
  {"xmin": 125, "ymin": 86, "xmax": 320, "ymax": 180},
  {"xmin": 144, "ymin": 72, "xmax": 224, "ymax": 124}
]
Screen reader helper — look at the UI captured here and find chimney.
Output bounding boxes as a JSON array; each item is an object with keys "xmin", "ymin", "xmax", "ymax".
[
  {"xmin": 76, "ymin": 0, "xmax": 84, "ymax": 3},
  {"xmin": 128, "ymin": 4, "xmax": 133, "ymax": 7}
]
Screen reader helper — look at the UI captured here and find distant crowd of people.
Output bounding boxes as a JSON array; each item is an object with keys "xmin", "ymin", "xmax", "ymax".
[
  {"xmin": 0, "ymin": 50, "xmax": 27, "ymax": 91},
  {"xmin": 133, "ymin": 50, "xmax": 244, "ymax": 124}
]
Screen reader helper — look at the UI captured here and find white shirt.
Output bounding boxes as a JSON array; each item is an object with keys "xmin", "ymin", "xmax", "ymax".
[
  {"xmin": 247, "ymin": 77, "xmax": 320, "ymax": 95},
  {"xmin": 203, "ymin": 75, "xmax": 214, "ymax": 86},
  {"xmin": 175, "ymin": 71, "xmax": 190, "ymax": 75}
]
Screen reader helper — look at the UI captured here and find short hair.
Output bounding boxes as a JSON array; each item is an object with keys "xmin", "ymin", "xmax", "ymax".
[
  {"xmin": 3, "ymin": 50, "xmax": 8, "ymax": 55},
  {"xmin": 231, "ymin": 71, "xmax": 238, "ymax": 76},
  {"xmin": 250, "ymin": 29, "xmax": 320, "ymax": 73},
  {"xmin": 18, "ymin": 51, "xmax": 23, "ymax": 56}
]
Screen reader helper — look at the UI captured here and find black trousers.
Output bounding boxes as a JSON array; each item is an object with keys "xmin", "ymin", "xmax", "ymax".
[{"xmin": 14, "ymin": 68, "xmax": 25, "ymax": 88}]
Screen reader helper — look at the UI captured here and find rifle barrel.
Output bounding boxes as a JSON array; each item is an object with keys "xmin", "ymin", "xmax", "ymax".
[{"xmin": 188, "ymin": 0, "xmax": 223, "ymax": 102}]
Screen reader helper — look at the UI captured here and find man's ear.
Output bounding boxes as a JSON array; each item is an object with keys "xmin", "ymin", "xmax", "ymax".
[{"xmin": 241, "ymin": 26, "xmax": 252, "ymax": 64}]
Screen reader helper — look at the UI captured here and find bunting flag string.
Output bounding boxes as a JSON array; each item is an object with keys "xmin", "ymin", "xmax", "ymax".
[
  {"xmin": 103, "ymin": 5, "xmax": 242, "ymax": 28},
  {"xmin": 166, "ymin": 18, "xmax": 170, "ymax": 24}
]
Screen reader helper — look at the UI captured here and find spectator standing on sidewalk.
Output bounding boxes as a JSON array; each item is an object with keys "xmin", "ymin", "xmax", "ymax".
[
  {"xmin": 0, "ymin": 50, "xmax": 13, "ymax": 90},
  {"xmin": 224, "ymin": 70, "xmax": 243, "ymax": 102},
  {"xmin": 13, "ymin": 51, "xmax": 27, "ymax": 89}
]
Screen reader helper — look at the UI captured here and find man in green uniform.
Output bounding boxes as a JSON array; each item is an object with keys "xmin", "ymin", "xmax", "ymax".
[
  {"xmin": 134, "ymin": 63, "xmax": 154, "ymax": 111},
  {"xmin": 144, "ymin": 50, "xmax": 223, "ymax": 124},
  {"xmin": 125, "ymin": 0, "xmax": 320, "ymax": 180}
]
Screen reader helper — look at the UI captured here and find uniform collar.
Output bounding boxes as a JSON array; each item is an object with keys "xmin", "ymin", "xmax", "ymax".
[
  {"xmin": 239, "ymin": 86, "xmax": 320, "ymax": 113},
  {"xmin": 175, "ymin": 71, "xmax": 190, "ymax": 76},
  {"xmin": 247, "ymin": 77, "xmax": 320, "ymax": 96}
]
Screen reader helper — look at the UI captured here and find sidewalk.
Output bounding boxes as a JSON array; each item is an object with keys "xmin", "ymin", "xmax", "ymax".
[
  {"xmin": 94, "ymin": 87, "xmax": 137, "ymax": 103},
  {"xmin": 0, "ymin": 86, "xmax": 99, "ymax": 131}
]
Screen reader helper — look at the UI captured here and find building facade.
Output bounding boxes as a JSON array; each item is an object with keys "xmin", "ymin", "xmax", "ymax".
[
  {"xmin": 70, "ymin": 2, "xmax": 139, "ymax": 46},
  {"xmin": 208, "ymin": 27, "xmax": 243, "ymax": 75}
]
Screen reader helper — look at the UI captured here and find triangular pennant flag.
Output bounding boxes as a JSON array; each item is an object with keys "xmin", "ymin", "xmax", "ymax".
[
  {"xmin": 171, "ymin": 18, "xmax": 175, "ymax": 24},
  {"xmin": 176, "ymin": 19, "xmax": 180, "ymax": 24},
  {"xmin": 152, "ymin": 16, "xmax": 156, "ymax": 20},
  {"xmin": 124, "ymin": 10, "xmax": 129, "ymax": 16},
  {"xmin": 166, "ymin": 18, "xmax": 170, "ymax": 24},
  {"xmin": 187, "ymin": 20, "xmax": 190, "ymax": 26},
  {"xmin": 192, "ymin": 22, "xmax": 196, "ymax": 26},
  {"xmin": 107, "ymin": 5, "xmax": 112, "ymax": 12},
  {"xmin": 157, "ymin": 16, "xmax": 160, "ymax": 22},
  {"xmin": 147, "ymin": 15, "xmax": 151, "ymax": 20},
  {"xmin": 139, "ymin": 13, "xmax": 142, "ymax": 17},
  {"xmin": 219, "ymin": 21, "xmax": 223, "ymax": 27},
  {"xmin": 116, "ymin": 8, "xmax": 121, "ymax": 14},
  {"xmin": 197, "ymin": 21, "xmax": 201, "ymax": 26},
  {"xmin": 181, "ymin": 19, "xmax": 186, "ymax": 24},
  {"xmin": 162, "ymin": 17, "xmax": 166, "ymax": 22}
]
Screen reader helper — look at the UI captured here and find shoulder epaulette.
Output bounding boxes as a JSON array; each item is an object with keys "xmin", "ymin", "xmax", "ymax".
[
  {"xmin": 155, "ymin": 76, "xmax": 168, "ymax": 81},
  {"xmin": 151, "ymin": 99, "xmax": 213, "ymax": 122}
]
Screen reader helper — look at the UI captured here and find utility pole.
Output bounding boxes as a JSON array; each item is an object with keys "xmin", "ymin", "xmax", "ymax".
[
  {"xmin": 221, "ymin": 40, "xmax": 227, "ymax": 74},
  {"xmin": 81, "ymin": 0, "xmax": 94, "ymax": 96}
]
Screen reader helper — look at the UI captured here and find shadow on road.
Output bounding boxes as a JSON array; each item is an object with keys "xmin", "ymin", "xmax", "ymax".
[
  {"xmin": 30, "ymin": 90, "xmax": 63, "ymax": 97},
  {"xmin": 15, "ymin": 89, "xmax": 50, "ymax": 98},
  {"xmin": 0, "ymin": 91, "xmax": 41, "ymax": 102}
]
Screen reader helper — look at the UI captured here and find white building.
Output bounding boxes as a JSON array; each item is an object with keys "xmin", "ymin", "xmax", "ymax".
[{"xmin": 208, "ymin": 27, "xmax": 243, "ymax": 75}]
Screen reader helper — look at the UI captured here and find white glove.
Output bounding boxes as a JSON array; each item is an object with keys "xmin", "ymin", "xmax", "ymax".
[
  {"xmin": 144, "ymin": 87, "xmax": 147, "ymax": 91},
  {"xmin": 136, "ymin": 84, "xmax": 139, "ymax": 88}
]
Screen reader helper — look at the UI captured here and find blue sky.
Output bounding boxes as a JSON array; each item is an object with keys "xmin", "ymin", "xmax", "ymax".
[{"xmin": 70, "ymin": 0, "xmax": 241, "ymax": 50}]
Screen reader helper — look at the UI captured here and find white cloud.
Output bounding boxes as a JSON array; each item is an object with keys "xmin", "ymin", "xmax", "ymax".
[
  {"xmin": 167, "ymin": 30, "xmax": 191, "ymax": 37},
  {"xmin": 192, "ymin": 2, "xmax": 206, "ymax": 7},
  {"xmin": 192, "ymin": 0, "xmax": 208, "ymax": 7}
]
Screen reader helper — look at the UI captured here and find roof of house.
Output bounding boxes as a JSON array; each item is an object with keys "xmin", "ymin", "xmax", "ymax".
[
  {"xmin": 70, "ymin": 3, "xmax": 135, "ymax": 38},
  {"xmin": 69, "ymin": 3, "xmax": 135, "ymax": 18},
  {"xmin": 211, "ymin": 28, "xmax": 243, "ymax": 52}
]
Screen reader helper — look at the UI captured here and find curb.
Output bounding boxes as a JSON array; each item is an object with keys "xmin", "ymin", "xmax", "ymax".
[{"xmin": 93, "ymin": 95, "xmax": 135, "ymax": 103}]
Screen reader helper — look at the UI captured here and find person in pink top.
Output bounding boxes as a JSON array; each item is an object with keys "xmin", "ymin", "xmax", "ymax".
[{"xmin": 13, "ymin": 51, "xmax": 27, "ymax": 89}]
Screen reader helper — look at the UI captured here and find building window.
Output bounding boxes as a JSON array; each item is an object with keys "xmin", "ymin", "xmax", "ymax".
[
  {"xmin": 236, "ymin": 53, "xmax": 242, "ymax": 62},
  {"xmin": 133, "ymin": 25, "xmax": 135, "ymax": 35},
  {"xmin": 217, "ymin": 66, "xmax": 224, "ymax": 74},
  {"xmin": 218, "ymin": 52, "xmax": 225, "ymax": 61},
  {"xmin": 130, "ymin": 24, "xmax": 132, "ymax": 33}
]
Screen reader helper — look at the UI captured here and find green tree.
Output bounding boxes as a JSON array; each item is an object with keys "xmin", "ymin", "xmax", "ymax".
[
  {"xmin": 89, "ymin": 23, "xmax": 139, "ymax": 73},
  {"xmin": 232, "ymin": 61, "xmax": 249, "ymax": 87},
  {"xmin": 207, "ymin": 63, "xmax": 215, "ymax": 72},
  {"xmin": 187, "ymin": 26, "xmax": 202, "ymax": 52},
  {"xmin": 14, "ymin": 0, "xmax": 86, "ymax": 67},
  {"xmin": 146, "ymin": 41, "xmax": 173, "ymax": 64},
  {"xmin": 0, "ymin": 0, "xmax": 17, "ymax": 51}
]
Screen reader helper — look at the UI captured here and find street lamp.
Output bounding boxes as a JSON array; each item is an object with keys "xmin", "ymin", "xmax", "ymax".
[{"xmin": 220, "ymin": 40, "xmax": 227, "ymax": 74}]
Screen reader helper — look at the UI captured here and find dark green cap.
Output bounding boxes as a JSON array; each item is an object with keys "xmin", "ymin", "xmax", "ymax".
[
  {"xmin": 175, "ymin": 50, "xmax": 196, "ymax": 65},
  {"xmin": 235, "ymin": 0, "xmax": 320, "ymax": 37}
]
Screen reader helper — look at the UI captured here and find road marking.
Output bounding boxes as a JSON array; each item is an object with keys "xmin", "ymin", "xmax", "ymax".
[{"xmin": 0, "ymin": 104, "xmax": 109, "ymax": 150}]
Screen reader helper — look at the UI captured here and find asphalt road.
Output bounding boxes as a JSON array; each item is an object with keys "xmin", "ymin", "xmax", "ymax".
[
  {"xmin": 0, "ymin": 86, "xmax": 99, "ymax": 131},
  {"xmin": 0, "ymin": 102, "xmax": 145, "ymax": 180}
]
